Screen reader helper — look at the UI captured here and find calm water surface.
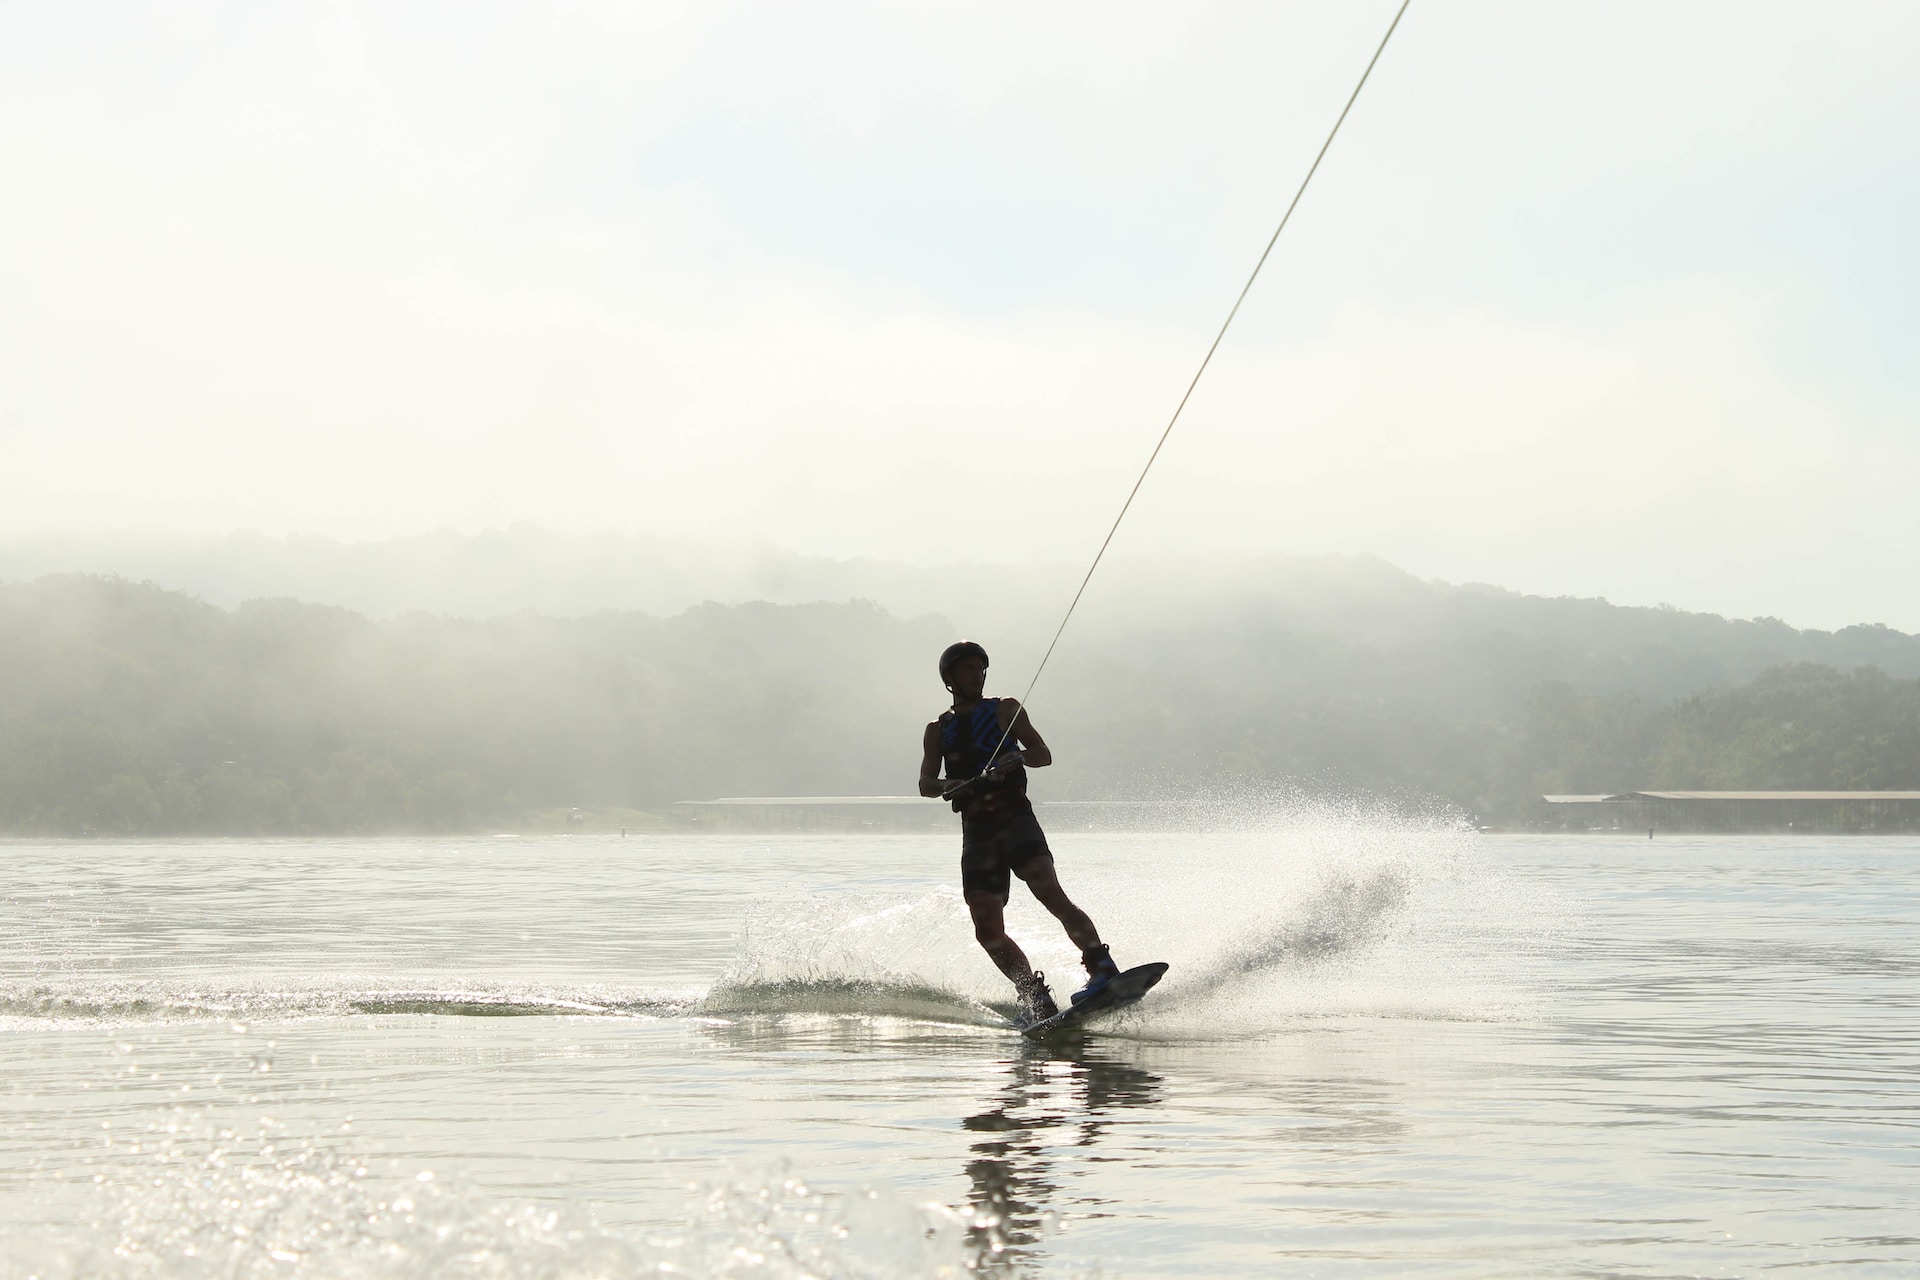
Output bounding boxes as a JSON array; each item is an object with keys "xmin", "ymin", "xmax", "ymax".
[{"xmin": 1, "ymin": 826, "xmax": 1915, "ymax": 1277}]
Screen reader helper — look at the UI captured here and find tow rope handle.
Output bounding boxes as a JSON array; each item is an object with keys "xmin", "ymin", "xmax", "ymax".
[{"xmin": 941, "ymin": 750, "xmax": 1028, "ymax": 802}]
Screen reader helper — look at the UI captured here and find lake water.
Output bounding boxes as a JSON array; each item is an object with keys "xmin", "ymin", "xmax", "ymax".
[{"xmin": 2, "ymin": 818, "xmax": 1915, "ymax": 1277}]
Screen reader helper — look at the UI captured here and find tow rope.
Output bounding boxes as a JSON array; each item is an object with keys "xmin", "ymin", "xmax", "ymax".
[{"xmin": 988, "ymin": 0, "xmax": 1415, "ymax": 760}]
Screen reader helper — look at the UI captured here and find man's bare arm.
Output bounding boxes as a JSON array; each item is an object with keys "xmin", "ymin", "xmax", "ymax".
[
  {"xmin": 919, "ymin": 722, "xmax": 947, "ymax": 797},
  {"xmin": 999, "ymin": 698, "xmax": 1051, "ymax": 768}
]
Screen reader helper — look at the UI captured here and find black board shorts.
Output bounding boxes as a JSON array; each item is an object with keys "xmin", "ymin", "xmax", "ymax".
[{"xmin": 960, "ymin": 809, "xmax": 1053, "ymax": 903}]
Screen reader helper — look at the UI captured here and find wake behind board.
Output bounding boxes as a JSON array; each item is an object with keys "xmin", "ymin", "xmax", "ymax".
[{"xmin": 1019, "ymin": 962, "xmax": 1169, "ymax": 1039}]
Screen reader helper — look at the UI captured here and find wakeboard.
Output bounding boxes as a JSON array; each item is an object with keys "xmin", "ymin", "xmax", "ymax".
[{"xmin": 1019, "ymin": 962, "xmax": 1169, "ymax": 1039}]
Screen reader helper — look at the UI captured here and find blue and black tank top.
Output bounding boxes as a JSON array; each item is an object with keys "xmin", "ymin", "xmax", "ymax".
[{"xmin": 940, "ymin": 698, "xmax": 1031, "ymax": 818}]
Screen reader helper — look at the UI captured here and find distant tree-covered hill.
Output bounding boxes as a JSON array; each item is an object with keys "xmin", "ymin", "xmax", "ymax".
[
  {"xmin": 0, "ymin": 576, "xmax": 945, "ymax": 834},
  {"xmin": 2, "ymin": 572, "xmax": 1918, "ymax": 834},
  {"xmin": 6, "ymin": 528, "xmax": 1919, "ymax": 688}
]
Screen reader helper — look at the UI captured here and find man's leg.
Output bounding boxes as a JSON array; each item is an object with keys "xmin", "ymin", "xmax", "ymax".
[
  {"xmin": 1015, "ymin": 857, "xmax": 1101, "ymax": 953},
  {"xmin": 965, "ymin": 888, "xmax": 1035, "ymax": 984},
  {"xmin": 1018, "ymin": 856, "xmax": 1120, "ymax": 1002}
]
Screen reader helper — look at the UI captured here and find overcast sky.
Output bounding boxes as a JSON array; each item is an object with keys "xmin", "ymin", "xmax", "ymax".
[{"xmin": 2, "ymin": 1, "xmax": 1916, "ymax": 628}]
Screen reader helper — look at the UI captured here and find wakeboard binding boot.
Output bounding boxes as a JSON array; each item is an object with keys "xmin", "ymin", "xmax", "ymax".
[
  {"xmin": 1073, "ymin": 943, "xmax": 1122, "ymax": 1005},
  {"xmin": 1015, "ymin": 971, "xmax": 1059, "ymax": 1025}
]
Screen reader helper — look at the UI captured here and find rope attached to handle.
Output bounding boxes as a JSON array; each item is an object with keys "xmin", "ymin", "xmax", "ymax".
[{"xmin": 985, "ymin": 0, "xmax": 1415, "ymax": 763}]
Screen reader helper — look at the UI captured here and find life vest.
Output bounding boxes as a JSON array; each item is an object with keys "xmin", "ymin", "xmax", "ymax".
[{"xmin": 939, "ymin": 698, "xmax": 1030, "ymax": 816}]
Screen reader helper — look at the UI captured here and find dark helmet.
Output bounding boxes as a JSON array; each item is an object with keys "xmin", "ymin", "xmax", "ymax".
[{"xmin": 939, "ymin": 640, "xmax": 989, "ymax": 680}]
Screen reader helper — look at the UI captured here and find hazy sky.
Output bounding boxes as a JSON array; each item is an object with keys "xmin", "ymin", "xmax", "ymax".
[{"xmin": 3, "ymin": 1, "xmax": 1917, "ymax": 628}]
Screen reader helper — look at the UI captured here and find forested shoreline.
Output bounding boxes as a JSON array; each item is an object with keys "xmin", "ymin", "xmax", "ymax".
[{"xmin": 3, "ymin": 573, "xmax": 1918, "ymax": 835}]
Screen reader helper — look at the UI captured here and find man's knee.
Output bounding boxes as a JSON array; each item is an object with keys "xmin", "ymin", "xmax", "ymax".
[
  {"xmin": 1026, "ymin": 876, "xmax": 1074, "ymax": 916},
  {"xmin": 1027, "ymin": 878, "xmax": 1097, "ymax": 942},
  {"xmin": 966, "ymin": 894, "xmax": 1008, "ymax": 947}
]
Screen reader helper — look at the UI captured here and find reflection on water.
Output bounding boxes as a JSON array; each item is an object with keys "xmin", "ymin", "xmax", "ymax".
[
  {"xmin": 962, "ymin": 1042, "xmax": 1163, "ymax": 1271},
  {"xmin": 690, "ymin": 1013, "xmax": 1169, "ymax": 1273}
]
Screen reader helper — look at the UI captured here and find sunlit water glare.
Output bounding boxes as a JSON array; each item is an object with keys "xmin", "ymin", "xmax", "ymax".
[{"xmin": 2, "ymin": 823, "xmax": 1914, "ymax": 1277}]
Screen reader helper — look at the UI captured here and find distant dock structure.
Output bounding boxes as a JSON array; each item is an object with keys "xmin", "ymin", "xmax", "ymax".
[
  {"xmin": 1542, "ymin": 791, "xmax": 1920, "ymax": 833},
  {"xmin": 670, "ymin": 796, "xmax": 1176, "ymax": 832}
]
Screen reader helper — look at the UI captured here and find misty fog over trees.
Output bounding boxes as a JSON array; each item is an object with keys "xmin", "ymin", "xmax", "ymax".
[{"xmin": 4, "ymin": 534, "xmax": 1920, "ymax": 835}]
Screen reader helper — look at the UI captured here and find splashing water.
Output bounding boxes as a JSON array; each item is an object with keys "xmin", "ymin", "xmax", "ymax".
[
  {"xmin": 703, "ymin": 890, "xmax": 1008, "ymax": 1025},
  {"xmin": 1172, "ymin": 862, "xmax": 1413, "ymax": 999},
  {"xmin": 698, "ymin": 788, "xmax": 1536, "ymax": 1037}
]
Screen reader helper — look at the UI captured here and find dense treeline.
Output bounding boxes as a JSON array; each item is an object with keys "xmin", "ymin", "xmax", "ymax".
[
  {"xmin": 10, "ymin": 529, "xmax": 1920, "ymax": 694},
  {"xmin": 0, "ymin": 576, "xmax": 945, "ymax": 834},
  {"xmin": 3, "ymin": 573, "xmax": 1918, "ymax": 834}
]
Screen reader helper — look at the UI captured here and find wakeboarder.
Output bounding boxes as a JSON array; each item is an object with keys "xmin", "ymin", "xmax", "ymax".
[{"xmin": 919, "ymin": 641, "xmax": 1121, "ymax": 1024}]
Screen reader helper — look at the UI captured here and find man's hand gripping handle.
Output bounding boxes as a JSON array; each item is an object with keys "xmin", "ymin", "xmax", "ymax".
[{"xmin": 939, "ymin": 750, "xmax": 1026, "ymax": 802}]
